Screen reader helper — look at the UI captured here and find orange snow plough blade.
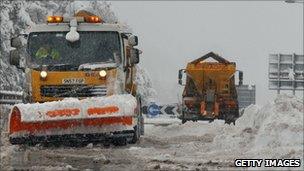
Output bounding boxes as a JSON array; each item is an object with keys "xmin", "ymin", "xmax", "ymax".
[{"xmin": 8, "ymin": 95, "xmax": 138, "ymax": 145}]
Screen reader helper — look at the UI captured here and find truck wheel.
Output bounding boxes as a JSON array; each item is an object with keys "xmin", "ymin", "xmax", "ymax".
[
  {"xmin": 131, "ymin": 96, "xmax": 143, "ymax": 144},
  {"xmin": 224, "ymin": 114, "xmax": 235, "ymax": 125},
  {"xmin": 113, "ymin": 137, "xmax": 127, "ymax": 146},
  {"xmin": 103, "ymin": 140, "xmax": 111, "ymax": 148},
  {"xmin": 139, "ymin": 114, "xmax": 144, "ymax": 135},
  {"xmin": 137, "ymin": 97, "xmax": 144, "ymax": 136},
  {"xmin": 181, "ymin": 112, "xmax": 187, "ymax": 124},
  {"xmin": 130, "ymin": 125, "xmax": 140, "ymax": 144}
]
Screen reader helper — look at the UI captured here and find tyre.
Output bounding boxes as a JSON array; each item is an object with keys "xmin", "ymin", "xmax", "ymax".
[
  {"xmin": 139, "ymin": 113, "xmax": 144, "ymax": 135},
  {"xmin": 138, "ymin": 97, "xmax": 144, "ymax": 136},
  {"xmin": 113, "ymin": 137, "xmax": 127, "ymax": 146},
  {"xmin": 224, "ymin": 113, "xmax": 236, "ymax": 125},
  {"xmin": 131, "ymin": 96, "xmax": 143, "ymax": 143},
  {"xmin": 130, "ymin": 125, "xmax": 140, "ymax": 144},
  {"xmin": 181, "ymin": 111, "xmax": 187, "ymax": 124}
]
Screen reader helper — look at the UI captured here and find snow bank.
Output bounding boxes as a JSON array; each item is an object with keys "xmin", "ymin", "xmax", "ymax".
[
  {"xmin": 140, "ymin": 94, "xmax": 303, "ymax": 166},
  {"xmin": 212, "ymin": 94, "xmax": 303, "ymax": 159},
  {"xmin": 14, "ymin": 94, "xmax": 137, "ymax": 122},
  {"xmin": 246, "ymin": 94, "xmax": 303, "ymax": 158}
]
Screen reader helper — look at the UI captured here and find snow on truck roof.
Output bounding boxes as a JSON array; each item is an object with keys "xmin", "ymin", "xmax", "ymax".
[
  {"xmin": 29, "ymin": 11, "xmax": 129, "ymax": 33},
  {"xmin": 29, "ymin": 23, "xmax": 126, "ymax": 33}
]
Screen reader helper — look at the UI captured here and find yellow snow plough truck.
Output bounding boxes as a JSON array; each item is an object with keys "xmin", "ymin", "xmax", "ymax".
[
  {"xmin": 178, "ymin": 52, "xmax": 242, "ymax": 124},
  {"xmin": 8, "ymin": 11, "xmax": 144, "ymax": 146}
]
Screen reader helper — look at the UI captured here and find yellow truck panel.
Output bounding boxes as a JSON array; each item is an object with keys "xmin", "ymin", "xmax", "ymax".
[
  {"xmin": 30, "ymin": 69, "xmax": 117, "ymax": 102},
  {"xmin": 178, "ymin": 52, "xmax": 240, "ymax": 124}
]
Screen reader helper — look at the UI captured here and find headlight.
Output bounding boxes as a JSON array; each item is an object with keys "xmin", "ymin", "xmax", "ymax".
[
  {"xmin": 40, "ymin": 71, "xmax": 48, "ymax": 78},
  {"xmin": 99, "ymin": 70, "xmax": 107, "ymax": 77}
]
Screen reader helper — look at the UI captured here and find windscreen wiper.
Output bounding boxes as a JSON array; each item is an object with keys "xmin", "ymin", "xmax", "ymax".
[{"xmin": 47, "ymin": 64, "xmax": 79, "ymax": 71}]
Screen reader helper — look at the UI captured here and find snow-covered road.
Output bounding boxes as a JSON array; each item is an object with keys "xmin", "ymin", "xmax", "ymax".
[{"xmin": 0, "ymin": 94, "xmax": 303, "ymax": 170}]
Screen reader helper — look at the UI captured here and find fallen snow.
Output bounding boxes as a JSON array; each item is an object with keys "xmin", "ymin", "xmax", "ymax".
[
  {"xmin": 78, "ymin": 63, "xmax": 118, "ymax": 70},
  {"xmin": 1, "ymin": 94, "xmax": 303, "ymax": 170},
  {"xmin": 13, "ymin": 94, "xmax": 137, "ymax": 122},
  {"xmin": 145, "ymin": 115, "xmax": 180, "ymax": 125},
  {"xmin": 131, "ymin": 94, "xmax": 304, "ymax": 169}
]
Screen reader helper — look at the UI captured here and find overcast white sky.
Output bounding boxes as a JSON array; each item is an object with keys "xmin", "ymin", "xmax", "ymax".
[{"xmin": 110, "ymin": 1, "xmax": 303, "ymax": 105}]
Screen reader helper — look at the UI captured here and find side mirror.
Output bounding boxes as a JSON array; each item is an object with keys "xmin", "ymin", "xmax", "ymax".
[
  {"xmin": 238, "ymin": 71, "xmax": 243, "ymax": 86},
  {"xmin": 128, "ymin": 35, "xmax": 138, "ymax": 46},
  {"xmin": 130, "ymin": 48, "xmax": 141, "ymax": 65},
  {"xmin": 178, "ymin": 69, "xmax": 185, "ymax": 85},
  {"xmin": 10, "ymin": 49, "xmax": 20, "ymax": 66},
  {"xmin": 11, "ymin": 37, "xmax": 23, "ymax": 48},
  {"xmin": 9, "ymin": 49, "xmax": 25, "ymax": 70},
  {"xmin": 178, "ymin": 79, "xmax": 183, "ymax": 85}
]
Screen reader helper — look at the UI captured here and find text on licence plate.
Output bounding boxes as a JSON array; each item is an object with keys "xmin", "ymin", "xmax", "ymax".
[{"xmin": 62, "ymin": 78, "xmax": 85, "ymax": 84}]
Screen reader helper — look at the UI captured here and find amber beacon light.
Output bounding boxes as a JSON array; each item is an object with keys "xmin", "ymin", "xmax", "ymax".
[{"xmin": 47, "ymin": 16, "xmax": 63, "ymax": 23}]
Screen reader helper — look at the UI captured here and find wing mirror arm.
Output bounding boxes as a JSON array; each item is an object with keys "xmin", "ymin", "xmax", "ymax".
[
  {"xmin": 237, "ymin": 70, "xmax": 243, "ymax": 86},
  {"xmin": 178, "ymin": 69, "xmax": 186, "ymax": 85}
]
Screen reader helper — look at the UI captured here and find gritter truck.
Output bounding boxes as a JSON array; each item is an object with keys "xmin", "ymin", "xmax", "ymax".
[
  {"xmin": 178, "ymin": 52, "xmax": 242, "ymax": 124},
  {"xmin": 8, "ymin": 10, "xmax": 144, "ymax": 146}
]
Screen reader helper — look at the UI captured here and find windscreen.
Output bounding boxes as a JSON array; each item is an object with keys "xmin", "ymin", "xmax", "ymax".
[{"xmin": 28, "ymin": 31, "xmax": 121, "ymax": 67}]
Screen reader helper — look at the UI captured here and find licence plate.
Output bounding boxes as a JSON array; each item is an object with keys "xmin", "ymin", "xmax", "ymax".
[{"xmin": 62, "ymin": 78, "xmax": 85, "ymax": 84}]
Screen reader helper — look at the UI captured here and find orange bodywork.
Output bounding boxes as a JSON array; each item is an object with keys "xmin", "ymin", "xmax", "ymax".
[
  {"xmin": 200, "ymin": 102, "xmax": 206, "ymax": 115},
  {"xmin": 46, "ymin": 108, "xmax": 80, "ymax": 117},
  {"xmin": 181, "ymin": 52, "xmax": 239, "ymax": 120},
  {"xmin": 200, "ymin": 101, "xmax": 220, "ymax": 116},
  {"xmin": 186, "ymin": 62, "xmax": 236, "ymax": 95},
  {"xmin": 87, "ymin": 106, "xmax": 119, "ymax": 115},
  {"xmin": 9, "ymin": 107, "xmax": 132, "ymax": 135},
  {"xmin": 226, "ymin": 100, "xmax": 237, "ymax": 108},
  {"xmin": 186, "ymin": 62, "xmax": 236, "ymax": 117}
]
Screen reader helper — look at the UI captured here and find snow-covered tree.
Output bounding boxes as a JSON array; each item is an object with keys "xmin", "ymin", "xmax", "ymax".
[
  {"xmin": 0, "ymin": 0, "xmax": 72, "ymax": 90},
  {"xmin": 0, "ymin": 0, "xmax": 118, "ymax": 90},
  {"xmin": 0, "ymin": 0, "xmax": 156, "ymax": 104},
  {"xmin": 135, "ymin": 66, "xmax": 157, "ymax": 106}
]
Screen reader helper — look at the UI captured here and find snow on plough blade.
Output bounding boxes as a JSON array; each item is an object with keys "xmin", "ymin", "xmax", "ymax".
[{"xmin": 8, "ymin": 94, "xmax": 138, "ymax": 145}]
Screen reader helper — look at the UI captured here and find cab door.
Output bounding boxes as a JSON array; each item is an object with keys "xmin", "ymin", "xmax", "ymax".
[{"xmin": 123, "ymin": 38, "xmax": 135, "ymax": 95}]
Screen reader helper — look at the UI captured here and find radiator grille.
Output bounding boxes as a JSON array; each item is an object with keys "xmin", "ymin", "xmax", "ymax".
[{"xmin": 40, "ymin": 85, "xmax": 107, "ymax": 97}]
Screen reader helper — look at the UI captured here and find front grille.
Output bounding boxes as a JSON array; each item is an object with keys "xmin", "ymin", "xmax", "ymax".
[{"xmin": 41, "ymin": 85, "xmax": 107, "ymax": 97}]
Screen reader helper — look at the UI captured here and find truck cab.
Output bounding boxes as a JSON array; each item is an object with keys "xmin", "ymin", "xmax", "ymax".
[{"xmin": 10, "ymin": 12, "xmax": 140, "ymax": 103}]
